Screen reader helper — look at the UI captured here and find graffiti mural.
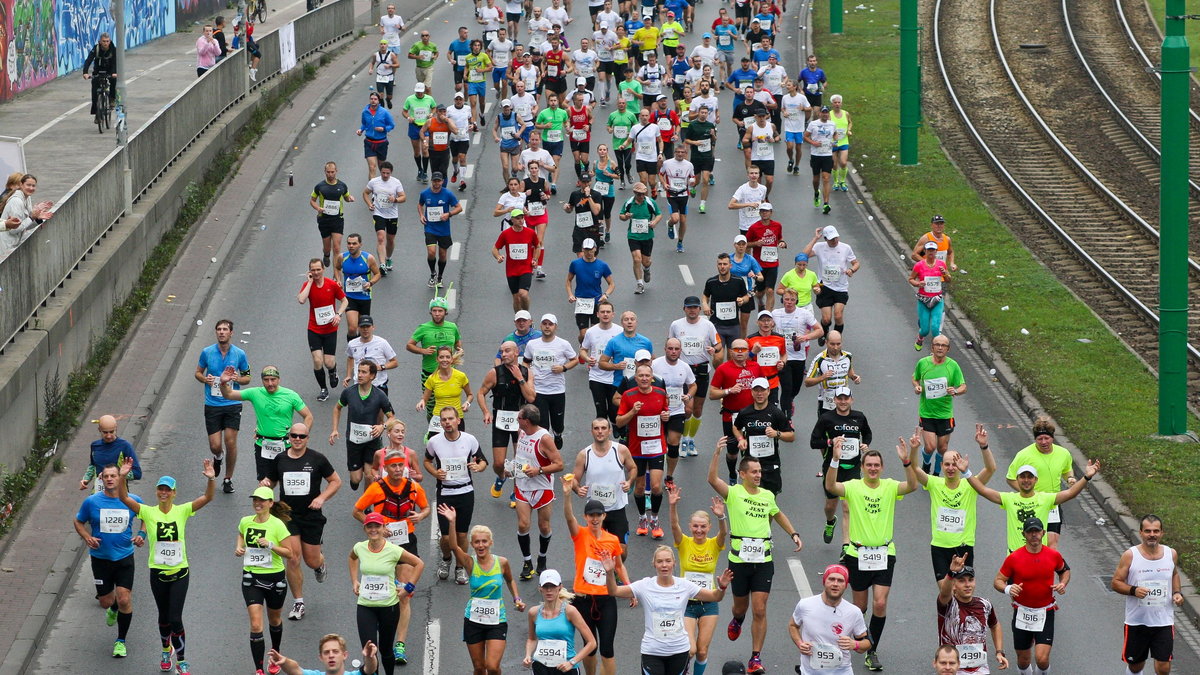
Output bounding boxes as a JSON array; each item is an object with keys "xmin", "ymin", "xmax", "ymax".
[
  {"xmin": 4, "ymin": 0, "xmax": 56, "ymax": 96},
  {"xmin": 175, "ymin": 0, "xmax": 223, "ymax": 29},
  {"xmin": 55, "ymin": 0, "xmax": 174, "ymax": 76}
]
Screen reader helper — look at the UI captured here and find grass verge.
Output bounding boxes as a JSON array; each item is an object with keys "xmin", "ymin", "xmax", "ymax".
[
  {"xmin": 815, "ymin": 5, "xmax": 1200, "ymax": 579},
  {"xmin": 1144, "ymin": 0, "xmax": 1200, "ymax": 71},
  {"xmin": 0, "ymin": 63, "xmax": 319, "ymax": 539}
]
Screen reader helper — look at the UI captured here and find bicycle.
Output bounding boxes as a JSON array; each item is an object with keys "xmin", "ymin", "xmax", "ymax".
[
  {"xmin": 93, "ymin": 72, "xmax": 112, "ymax": 134},
  {"xmin": 248, "ymin": 0, "xmax": 266, "ymax": 24}
]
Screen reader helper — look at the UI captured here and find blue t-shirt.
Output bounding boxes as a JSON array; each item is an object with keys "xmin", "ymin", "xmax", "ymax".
[
  {"xmin": 419, "ymin": 187, "xmax": 460, "ymax": 237},
  {"xmin": 751, "ymin": 47, "xmax": 780, "ymax": 67},
  {"xmin": 714, "ymin": 24, "xmax": 739, "ymax": 52},
  {"xmin": 568, "ymin": 258, "xmax": 612, "ymax": 300},
  {"xmin": 89, "ymin": 438, "xmax": 142, "ymax": 480},
  {"xmin": 76, "ymin": 492, "xmax": 144, "ymax": 561},
  {"xmin": 449, "ymin": 39, "xmax": 472, "ymax": 71},
  {"xmin": 753, "ymin": 13, "xmax": 775, "ymax": 35},
  {"xmin": 495, "ymin": 329, "xmax": 539, "ymax": 360},
  {"xmin": 624, "ymin": 18, "xmax": 645, "ymax": 35},
  {"xmin": 798, "ymin": 66, "xmax": 826, "ymax": 92},
  {"xmin": 729, "ymin": 253, "xmax": 763, "ymax": 291},
  {"xmin": 602, "ymin": 331, "xmax": 653, "ymax": 388},
  {"xmin": 671, "ymin": 59, "xmax": 690, "ymax": 83},
  {"xmin": 198, "ymin": 342, "xmax": 250, "ymax": 407},
  {"xmin": 664, "ymin": 0, "xmax": 688, "ymax": 19},
  {"xmin": 728, "ymin": 67, "xmax": 758, "ymax": 104}
]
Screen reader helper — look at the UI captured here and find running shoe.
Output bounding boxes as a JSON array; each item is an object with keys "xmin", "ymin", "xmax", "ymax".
[
  {"xmin": 288, "ymin": 600, "xmax": 305, "ymax": 620},
  {"xmin": 112, "ymin": 640, "xmax": 127, "ymax": 658},
  {"xmin": 459, "ymin": 180, "xmax": 468, "ymax": 191},
  {"xmin": 551, "ymin": 183, "xmax": 558, "ymax": 195},
  {"xmin": 727, "ymin": 617, "xmax": 743, "ymax": 641},
  {"xmin": 823, "ymin": 516, "xmax": 837, "ymax": 544},
  {"xmin": 437, "ymin": 557, "xmax": 451, "ymax": 580},
  {"xmin": 455, "ymin": 565, "xmax": 469, "ymax": 585},
  {"xmin": 865, "ymin": 650, "xmax": 883, "ymax": 671},
  {"xmin": 510, "ymin": 491, "xmax": 517, "ymax": 509},
  {"xmin": 160, "ymin": 646, "xmax": 174, "ymax": 671},
  {"xmin": 813, "ymin": 194, "xmax": 820, "ymax": 208},
  {"xmin": 667, "ymin": 223, "xmax": 675, "ymax": 240},
  {"xmin": 635, "ymin": 280, "xmax": 645, "ymax": 294},
  {"xmin": 267, "ymin": 660, "xmax": 281, "ymax": 675},
  {"xmin": 708, "ymin": 175, "xmax": 715, "ymax": 185},
  {"xmin": 699, "ymin": 201, "xmax": 706, "ymax": 213},
  {"xmin": 212, "ymin": 455, "xmax": 222, "ymax": 479},
  {"xmin": 257, "ymin": 670, "xmax": 266, "ymax": 675},
  {"xmin": 643, "ymin": 267, "xmax": 651, "ymax": 283},
  {"xmin": 315, "ymin": 564, "xmax": 328, "ymax": 583},
  {"xmin": 636, "ymin": 515, "xmax": 649, "ymax": 536},
  {"xmin": 914, "ymin": 336, "xmax": 924, "ymax": 351},
  {"xmin": 787, "ymin": 161, "xmax": 794, "ymax": 173},
  {"xmin": 223, "ymin": 479, "xmax": 235, "ymax": 494},
  {"xmin": 737, "ymin": 141, "xmax": 743, "ymax": 150},
  {"xmin": 386, "ymin": 258, "xmax": 394, "ymax": 271},
  {"xmin": 427, "ymin": 275, "xmax": 437, "ymax": 288},
  {"xmin": 452, "ymin": 169, "xmax": 459, "ymax": 183},
  {"xmin": 395, "ymin": 641, "xmax": 407, "ymax": 665},
  {"xmin": 605, "ymin": 230, "xmax": 611, "ymax": 243},
  {"xmin": 664, "ymin": 475, "xmax": 675, "ymax": 490},
  {"xmin": 106, "ymin": 606, "xmax": 118, "ymax": 626},
  {"xmin": 650, "ymin": 518, "xmax": 664, "ymax": 540},
  {"xmin": 535, "ymin": 266, "xmax": 547, "ymax": 280},
  {"xmin": 676, "ymin": 242, "xmax": 685, "ymax": 253},
  {"xmin": 520, "ymin": 560, "xmax": 536, "ymax": 581},
  {"xmin": 316, "ymin": 388, "xmax": 329, "ymax": 403},
  {"xmin": 536, "ymin": 556, "xmax": 547, "ymax": 574},
  {"xmin": 746, "ymin": 655, "xmax": 764, "ymax": 674},
  {"xmin": 176, "ymin": 661, "xmax": 190, "ymax": 674},
  {"xmin": 490, "ymin": 476, "xmax": 505, "ymax": 498},
  {"xmin": 823, "ymin": 203, "xmax": 831, "ymax": 215}
]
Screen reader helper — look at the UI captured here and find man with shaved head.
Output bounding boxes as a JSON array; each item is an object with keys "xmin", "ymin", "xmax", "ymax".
[{"xmin": 80, "ymin": 415, "xmax": 142, "ymax": 492}]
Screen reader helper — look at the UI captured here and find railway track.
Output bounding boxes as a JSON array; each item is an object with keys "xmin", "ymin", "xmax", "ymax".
[{"xmin": 930, "ymin": 0, "xmax": 1200, "ymax": 394}]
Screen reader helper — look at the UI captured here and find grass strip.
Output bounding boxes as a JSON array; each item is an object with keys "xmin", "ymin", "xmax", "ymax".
[
  {"xmin": 0, "ymin": 62, "xmax": 320, "ymax": 539},
  {"xmin": 1144, "ymin": 0, "xmax": 1200, "ymax": 71},
  {"xmin": 815, "ymin": 4, "xmax": 1200, "ymax": 578}
]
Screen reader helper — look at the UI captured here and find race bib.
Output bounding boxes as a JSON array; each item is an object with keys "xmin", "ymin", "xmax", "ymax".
[
  {"xmin": 546, "ymin": 129, "xmax": 563, "ymax": 142},
  {"xmin": 547, "ymin": 65, "xmax": 559, "ymax": 77},
  {"xmin": 637, "ymin": 139, "xmax": 655, "ymax": 156},
  {"xmin": 575, "ymin": 211, "xmax": 594, "ymax": 228},
  {"xmin": 314, "ymin": 304, "xmax": 335, "ymax": 326},
  {"xmin": 153, "ymin": 541, "xmax": 183, "ymax": 566},
  {"xmin": 811, "ymin": 643, "xmax": 843, "ymax": 670},
  {"xmin": 641, "ymin": 4, "xmax": 654, "ymax": 17},
  {"xmin": 718, "ymin": 34, "xmax": 732, "ymax": 46},
  {"xmin": 923, "ymin": 276, "xmax": 943, "ymax": 294},
  {"xmin": 674, "ymin": 72, "xmax": 685, "ymax": 84},
  {"xmin": 282, "ymin": 471, "xmax": 311, "ymax": 496},
  {"xmin": 386, "ymin": 519, "xmax": 410, "ymax": 545},
  {"xmin": 322, "ymin": 198, "xmax": 341, "ymax": 216},
  {"xmin": 857, "ymin": 545, "xmax": 887, "ymax": 571},
  {"xmin": 715, "ymin": 302, "xmax": 736, "ymax": 320},
  {"xmin": 377, "ymin": 192, "xmax": 393, "ymax": 205},
  {"xmin": 485, "ymin": 30, "xmax": 498, "ymax": 42},
  {"xmin": 99, "ymin": 509, "xmax": 129, "ymax": 534},
  {"xmin": 756, "ymin": 346, "xmax": 780, "ymax": 367},
  {"xmin": 345, "ymin": 276, "xmax": 365, "ymax": 293},
  {"xmin": 469, "ymin": 597, "xmax": 502, "ymax": 624},
  {"xmin": 428, "ymin": 414, "xmax": 445, "ymax": 434},
  {"xmin": 442, "ymin": 458, "xmax": 468, "ymax": 482},
  {"xmin": 260, "ymin": 439, "xmax": 286, "ymax": 460},
  {"xmin": 749, "ymin": 434, "xmax": 774, "ymax": 458},
  {"xmin": 583, "ymin": 557, "xmax": 606, "ymax": 585},
  {"xmin": 575, "ymin": 297, "xmax": 596, "ymax": 315},
  {"xmin": 821, "ymin": 264, "xmax": 841, "ymax": 285},
  {"xmin": 935, "ymin": 249, "xmax": 948, "ymax": 263},
  {"xmin": 414, "ymin": 107, "xmax": 431, "ymax": 123},
  {"xmin": 669, "ymin": 176, "xmax": 687, "ymax": 191},
  {"xmin": 419, "ymin": 49, "xmax": 432, "ymax": 61},
  {"xmin": 509, "ymin": 243, "xmax": 529, "ymax": 260},
  {"xmin": 469, "ymin": 69, "xmax": 486, "ymax": 83},
  {"xmin": 614, "ymin": 48, "xmax": 627, "ymax": 61},
  {"xmin": 757, "ymin": 18, "xmax": 772, "ymax": 31},
  {"xmin": 527, "ymin": 202, "xmax": 547, "ymax": 216},
  {"xmin": 631, "ymin": 218, "xmax": 650, "ymax": 234},
  {"xmin": 1140, "ymin": 579, "xmax": 1169, "ymax": 607},
  {"xmin": 651, "ymin": 611, "xmax": 685, "ymax": 640},
  {"xmin": 349, "ymin": 423, "xmax": 373, "ymax": 444},
  {"xmin": 623, "ymin": 358, "xmax": 636, "ymax": 380},
  {"xmin": 637, "ymin": 415, "xmax": 661, "ymax": 436},
  {"xmin": 590, "ymin": 483, "xmax": 617, "ymax": 507},
  {"xmin": 517, "ymin": 103, "xmax": 532, "ymax": 118},
  {"xmin": 737, "ymin": 537, "xmax": 766, "ymax": 562},
  {"xmin": 684, "ymin": 571, "xmax": 714, "ymax": 590},
  {"xmin": 753, "ymin": 142, "xmax": 772, "ymax": 160},
  {"xmin": 760, "ymin": 246, "xmax": 778, "ymax": 263},
  {"xmin": 956, "ymin": 644, "xmax": 986, "ymax": 669},
  {"xmin": 923, "ymin": 377, "xmax": 948, "ymax": 400},
  {"xmin": 534, "ymin": 639, "xmax": 568, "ymax": 667},
  {"xmin": 1014, "ymin": 605, "xmax": 1046, "ymax": 632},
  {"xmin": 640, "ymin": 439, "xmax": 663, "ymax": 454},
  {"xmin": 839, "ymin": 437, "xmax": 860, "ymax": 460},
  {"xmin": 682, "ymin": 336, "xmax": 703, "ymax": 356},
  {"xmin": 495, "ymin": 51, "xmax": 510, "ymax": 66},
  {"xmin": 596, "ymin": 181, "xmax": 613, "ymax": 197},
  {"xmin": 613, "ymin": 125, "xmax": 630, "ymax": 139},
  {"xmin": 657, "ymin": 117, "xmax": 673, "ymax": 131},
  {"xmin": 245, "ymin": 547, "xmax": 273, "ymax": 568},
  {"xmin": 457, "ymin": 54, "xmax": 468, "ymax": 67},
  {"xmin": 496, "ymin": 410, "xmax": 519, "ymax": 431},
  {"xmin": 1047, "ymin": 506, "xmax": 1061, "ymax": 525},
  {"xmin": 533, "ymin": 350, "xmax": 557, "ymax": 370},
  {"xmin": 210, "ymin": 382, "xmax": 222, "ymax": 398},
  {"xmin": 360, "ymin": 574, "xmax": 392, "ymax": 602},
  {"xmin": 432, "ymin": 132, "xmax": 449, "ymax": 146},
  {"xmin": 936, "ymin": 507, "xmax": 966, "ymax": 534},
  {"xmin": 806, "ymin": 82, "xmax": 819, "ymax": 93},
  {"xmin": 696, "ymin": 138, "xmax": 711, "ymax": 153},
  {"xmin": 598, "ymin": 46, "xmax": 612, "ymax": 59},
  {"xmin": 666, "ymin": 386, "xmax": 684, "ymax": 409},
  {"xmin": 501, "ymin": 126, "xmax": 517, "ymax": 139},
  {"xmin": 571, "ymin": 127, "xmax": 588, "ymax": 141}
]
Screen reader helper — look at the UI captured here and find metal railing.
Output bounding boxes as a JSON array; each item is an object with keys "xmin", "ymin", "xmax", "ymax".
[{"xmin": 0, "ymin": 0, "xmax": 353, "ymax": 351}]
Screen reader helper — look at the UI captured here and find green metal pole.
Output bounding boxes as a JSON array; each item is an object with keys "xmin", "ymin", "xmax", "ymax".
[
  {"xmin": 1159, "ymin": 0, "xmax": 1189, "ymax": 435},
  {"xmin": 899, "ymin": 0, "xmax": 919, "ymax": 164},
  {"xmin": 830, "ymin": 0, "xmax": 843, "ymax": 34}
]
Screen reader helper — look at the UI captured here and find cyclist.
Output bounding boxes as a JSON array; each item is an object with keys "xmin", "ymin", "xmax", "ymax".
[{"xmin": 82, "ymin": 33, "xmax": 117, "ymax": 118}]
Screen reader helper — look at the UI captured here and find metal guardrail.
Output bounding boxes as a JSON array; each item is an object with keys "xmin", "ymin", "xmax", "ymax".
[{"xmin": 0, "ymin": 0, "xmax": 354, "ymax": 352}]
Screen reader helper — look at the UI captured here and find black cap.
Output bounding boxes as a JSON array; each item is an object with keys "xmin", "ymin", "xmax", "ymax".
[
  {"xmin": 931, "ymin": 214, "xmax": 946, "ymax": 223},
  {"xmin": 683, "ymin": 295, "xmax": 702, "ymax": 307},
  {"xmin": 358, "ymin": 315, "xmax": 374, "ymax": 327},
  {"xmin": 950, "ymin": 566, "xmax": 976, "ymax": 579},
  {"xmin": 1022, "ymin": 517, "xmax": 1044, "ymax": 533},
  {"xmin": 820, "ymin": 105, "xmax": 830, "ymax": 112},
  {"xmin": 721, "ymin": 661, "xmax": 747, "ymax": 675},
  {"xmin": 584, "ymin": 499, "xmax": 606, "ymax": 515},
  {"xmin": 431, "ymin": 172, "xmax": 444, "ymax": 181},
  {"xmin": 579, "ymin": 172, "xmax": 592, "ymax": 181}
]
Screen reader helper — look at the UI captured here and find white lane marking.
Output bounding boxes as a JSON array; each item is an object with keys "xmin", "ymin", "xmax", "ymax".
[
  {"xmin": 472, "ymin": 132, "xmax": 481, "ymax": 144},
  {"xmin": 423, "ymin": 618, "xmax": 441, "ymax": 674},
  {"xmin": 450, "ymin": 242, "xmax": 462, "ymax": 260},
  {"xmin": 445, "ymin": 287, "xmax": 457, "ymax": 310},
  {"xmin": 484, "ymin": 101, "xmax": 493, "ymax": 114},
  {"xmin": 788, "ymin": 558, "xmax": 813, "ymax": 598},
  {"xmin": 463, "ymin": 165, "xmax": 474, "ymax": 179},
  {"xmin": 25, "ymin": 60, "xmax": 178, "ymax": 142},
  {"xmin": 429, "ymin": 496, "xmax": 441, "ymax": 543},
  {"xmin": 678, "ymin": 264, "xmax": 694, "ymax": 286}
]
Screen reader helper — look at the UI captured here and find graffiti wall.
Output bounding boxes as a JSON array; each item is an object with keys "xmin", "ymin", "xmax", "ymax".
[
  {"xmin": 175, "ymin": 0, "xmax": 223, "ymax": 29},
  {"xmin": 55, "ymin": 0, "xmax": 174, "ymax": 76},
  {"xmin": 2, "ymin": 0, "xmax": 57, "ymax": 97}
]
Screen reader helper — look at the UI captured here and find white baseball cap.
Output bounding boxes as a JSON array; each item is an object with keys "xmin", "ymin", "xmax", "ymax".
[
  {"xmin": 1016, "ymin": 464, "xmax": 1039, "ymax": 478},
  {"xmin": 822, "ymin": 225, "xmax": 840, "ymax": 240},
  {"xmin": 541, "ymin": 313, "xmax": 559, "ymax": 325},
  {"xmin": 733, "ymin": 234, "xmax": 748, "ymax": 244},
  {"xmin": 514, "ymin": 310, "xmax": 532, "ymax": 321},
  {"xmin": 414, "ymin": 83, "xmax": 426, "ymax": 92},
  {"xmin": 759, "ymin": 202, "xmax": 773, "ymax": 211},
  {"xmin": 539, "ymin": 569, "xmax": 562, "ymax": 586},
  {"xmin": 634, "ymin": 349, "xmax": 653, "ymax": 361},
  {"xmin": 582, "ymin": 238, "xmax": 597, "ymax": 249},
  {"xmin": 751, "ymin": 377, "xmax": 770, "ymax": 389}
]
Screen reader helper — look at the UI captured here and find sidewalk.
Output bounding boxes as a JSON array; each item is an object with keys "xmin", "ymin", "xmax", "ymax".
[{"xmin": 0, "ymin": 0, "xmax": 442, "ymax": 671}]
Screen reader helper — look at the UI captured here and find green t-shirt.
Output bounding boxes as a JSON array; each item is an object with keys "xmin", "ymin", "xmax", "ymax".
[
  {"xmin": 660, "ymin": 21, "xmax": 685, "ymax": 46},
  {"xmin": 408, "ymin": 41, "xmax": 438, "ymax": 68},
  {"xmin": 607, "ymin": 110, "xmax": 639, "ymax": 145},
  {"xmin": 998, "ymin": 491, "xmax": 1056, "ymax": 552},
  {"xmin": 913, "ymin": 356, "xmax": 964, "ymax": 419},
  {"xmin": 240, "ymin": 386, "xmax": 307, "ymax": 439},
  {"xmin": 778, "ymin": 268, "xmax": 820, "ymax": 307},
  {"xmin": 139, "ymin": 502, "xmax": 196, "ymax": 572},
  {"xmin": 536, "ymin": 107, "xmax": 569, "ymax": 142},
  {"xmin": 725, "ymin": 483, "xmax": 779, "ymax": 563},
  {"xmin": 410, "ymin": 320, "xmax": 462, "ymax": 373},
  {"xmin": 618, "ymin": 80, "xmax": 643, "ymax": 113},
  {"xmin": 354, "ymin": 539, "xmax": 406, "ymax": 607},
  {"xmin": 465, "ymin": 52, "xmax": 492, "ymax": 83},
  {"xmin": 403, "ymin": 94, "xmax": 437, "ymax": 126},
  {"xmin": 842, "ymin": 478, "xmax": 903, "ymax": 557},
  {"xmin": 620, "ymin": 196, "xmax": 660, "ymax": 241},
  {"xmin": 924, "ymin": 476, "xmax": 978, "ymax": 548},
  {"xmin": 238, "ymin": 514, "xmax": 291, "ymax": 574},
  {"xmin": 1006, "ymin": 444, "xmax": 1072, "ymax": 493},
  {"xmin": 684, "ymin": 121, "xmax": 716, "ymax": 159}
]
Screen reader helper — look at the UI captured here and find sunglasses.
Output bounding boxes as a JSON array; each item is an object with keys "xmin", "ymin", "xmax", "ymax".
[{"xmin": 289, "ymin": 433, "xmax": 308, "ymax": 439}]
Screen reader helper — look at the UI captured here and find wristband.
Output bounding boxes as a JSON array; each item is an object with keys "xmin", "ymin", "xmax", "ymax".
[
  {"xmin": 136, "ymin": 530, "xmax": 147, "ymax": 539},
  {"xmin": 403, "ymin": 582, "xmax": 415, "ymax": 595},
  {"xmin": 828, "ymin": 454, "xmax": 838, "ymax": 469},
  {"xmin": 980, "ymin": 444, "xmax": 990, "ymax": 450},
  {"xmin": 1004, "ymin": 584, "xmax": 1015, "ymax": 597},
  {"xmin": 961, "ymin": 469, "xmax": 973, "ymax": 479},
  {"xmin": 263, "ymin": 539, "xmax": 274, "ymax": 550},
  {"xmin": 716, "ymin": 515, "xmax": 727, "ymax": 521},
  {"xmin": 901, "ymin": 461, "xmax": 911, "ymax": 467},
  {"xmin": 1081, "ymin": 474, "xmax": 1090, "ymax": 481},
  {"xmin": 1129, "ymin": 585, "xmax": 1139, "ymax": 597}
]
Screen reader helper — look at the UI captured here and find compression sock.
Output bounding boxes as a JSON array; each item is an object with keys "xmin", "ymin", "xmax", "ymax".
[
  {"xmin": 350, "ymin": 480, "xmax": 360, "ymax": 490},
  {"xmin": 821, "ymin": 322, "xmax": 831, "ymax": 338},
  {"xmin": 437, "ymin": 259, "xmax": 447, "ymax": 280},
  {"xmin": 834, "ymin": 323, "xmax": 844, "ymax": 335},
  {"xmin": 413, "ymin": 155, "xmax": 422, "ymax": 171},
  {"xmin": 694, "ymin": 659, "xmax": 708, "ymax": 675},
  {"xmin": 650, "ymin": 491, "xmax": 663, "ymax": 515},
  {"xmin": 117, "ymin": 611, "xmax": 132, "ymax": 640},
  {"xmin": 517, "ymin": 530, "xmax": 532, "ymax": 560},
  {"xmin": 346, "ymin": 331, "xmax": 358, "ymax": 344},
  {"xmin": 428, "ymin": 257, "xmax": 437, "ymax": 274},
  {"xmin": 326, "ymin": 367, "xmax": 337, "ymax": 385},
  {"xmin": 726, "ymin": 453, "xmax": 738, "ymax": 478},
  {"xmin": 159, "ymin": 623, "xmax": 171, "ymax": 650},
  {"xmin": 269, "ymin": 623, "xmax": 283, "ymax": 651},
  {"xmin": 635, "ymin": 493, "xmax": 647, "ymax": 515},
  {"xmin": 314, "ymin": 369, "xmax": 327, "ymax": 388},
  {"xmin": 539, "ymin": 533, "xmax": 552, "ymax": 557},
  {"xmin": 868, "ymin": 614, "xmax": 886, "ymax": 649},
  {"xmin": 250, "ymin": 632, "xmax": 265, "ymax": 670}
]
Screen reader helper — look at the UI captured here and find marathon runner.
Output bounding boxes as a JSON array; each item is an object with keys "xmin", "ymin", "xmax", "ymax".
[
  {"xmin": 333, "ymin": 234, "xmax": 382, "ymax": 345},
  {"xmin": 803, "ymin": 330, "xmax": 860, "ymax": 417},
  {"xmin": 509, "ymin": 404, "xmax": 565, "ymax": 579},
  {"xmin": 617, "ymin": 181, "xmax": 662, "ymax": 294},
  {"xmin": 401, "ymin": 83, "xmax": 436, "ymax": 183},
  {"xmin": 652, "ymin": 337, "xmax": 698, "ymax": 478},
  {"xmin": 666, "ymin": 482, "xmax": 728, "ymax": 675},
  {"xmin": 235, "ymin": 486, "xmax": 294, "ymax": 675},
  {"xmin": 745, "ymin": 204, "xmax": 784, "ymax": 311},
  {"xmin": 731, "ymin": 377, "xmax": 792, "ymax": 495},
  {"xmin": 417, "ymin": 170, "xmax": 463, "ymax": 289},
  {"xmin": 297, "ymin": 258, "xmax": 347, "ymax": 403},
  {"xmin": 803, "ymin": 226, "xmax": 858, "ymax": 341},
  {"xmin": 936, "ymin": 554, "xmax": 1008, "ymax": 674},
  {"xmin": 565, "ymin": 240, "xmax": 614, "ymax": 344},
  {"xmin": 616, "ymin": 363, "xmax": 671, "ymax": 539},
  {"xmin": 911, "ymin": 214, "xmax": 957, "ymax": 272},
  {"xmin": 746, "ymin": 311, "xmax": 785, "ymax": 405},
  {"xmin": 1005, "ymin": 417, "xmax": 1076, "ymax": 548},
  {"xmin": 195, "ymin": 319, "xmax": 249, "ymax": 493},
  {"xmin": 267, "ymin": 635, "xmax": 377, "ymax": 675},
  {"xmin": 580, "ymin": 301, "xmax": 623, "ymax": 425},
  {"xmin": 308, "ymin": 162, "xmax": 355, "ymax": 266},
  {"xmin": 668, "ymin": 296, "xmax": 722, "ymax": 458},
  {"xmin": 1111, "ymin": 514, "xmax": 1185, "ymax": 675},
  {"xmin": 478, "ymin": 340, "xmax": 536, "ymax": 505},
  {"xmin": 79, "ymin": 416, "xmax": 143, "ymax": 494},
  {"xmin": 492, "ymin": 209, "xmax": 542, "ymax": 311},
  {"xmin": 524, "ymin": 313, "xmax": 580, "ymax": 449},
  {"xmin": 330, "ymin": 361, "xmax": 394, "ymax": 491},
  {"xmin": 362, "ymin": 162, "xmax": 406, "ymax": 275},
  {"xmin": 707, "ymin": 338, "xmax": 762, "ymax": 481},
  {"xmin": 824, "ymin": 440, "xmax": 921, "ymax": 672},
  {"xmin": 524, "ymin": 568, "xmax": 598, "ymax": 673},
  {"xmin": 343, "ymin": 315, "xmax": 399, "ymax": 395},
  {"xmin": 912, "ymin": 335, "xmax": 966, "ymax": 476},
  {"xmin": 570, "ymin": 417, "xmax": 637, "ymax": 555},
  {"xmin": 703, "ymin": 253, "xmax": 754, "ymax": 348},
  {"xmin": 425, "ymin": 407, "xmax": 489, "ymax": 583},
  {"xmin": 219, "ymin": 365, "xmax": 314, "ymax": 483},
  {"xmin": 787, "ymin": 563, "xmax": 870, "ymax": 675},
  {"xmin": 771, "ymin": 286, "xmax": 821, "ymax": 420},
  {"xmin": 349, "ymin": 511, "xmax": 425, "ymax": 673},
  {"xmin": 808, "ymin": 386, "xmax": 870, "ymax": 545},
  {"xmin": 406, "ymin": 296, "xmax": 464, "ymax": 415},
  {"xmin": 599, "ymin": 309, "xmax": 654, "ymax": 393},
  {"xmin": 993, "ymin": 518, "xmax": 1068, "ymax": 675}
]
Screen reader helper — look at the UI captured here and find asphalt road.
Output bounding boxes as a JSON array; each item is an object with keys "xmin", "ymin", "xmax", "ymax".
[{"xmin": 31, "ymin": 0, "xmax": 1200, "ymax": 672}]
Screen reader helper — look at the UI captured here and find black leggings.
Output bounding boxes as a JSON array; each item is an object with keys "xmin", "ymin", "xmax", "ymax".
[
  {"xmin": 641, "ymin": 650, "xmax": 691, "ymax": 675},
  {"xmin": 600, "ymin": 195, "xmax": 615, "ymax": 222},
  {"xmin": 357, "ymin": 603, "xmax": 400, "ymax": 675},
  {"xmin": 151, "ymin": 568, "xmax": 190, "ymax": 657},
  {"xmin": 615, "ymin": 148, "xmax": 633, "ymax": 182},
  {"xmin": 535, "ymin": 392, "xmax": 567, "ymax": 444},
  {"xmin": 777, "ymin": 359, "xmax": 807, "ymax": 418},
  {"xmin": 589, "ymin": 381, "xmax": 618, "ymax": 424}
]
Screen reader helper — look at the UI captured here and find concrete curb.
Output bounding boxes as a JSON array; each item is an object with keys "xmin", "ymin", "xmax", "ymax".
[{"xmin": 804, "ymin": 5, "xmax": 1200, "ymax": 631}]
